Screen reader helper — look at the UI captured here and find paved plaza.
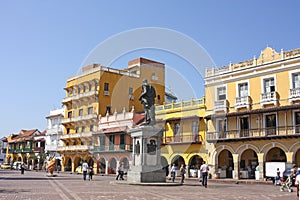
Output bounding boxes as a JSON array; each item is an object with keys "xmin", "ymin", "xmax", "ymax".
[{"xmin": 0, "ymin": 169, "xmax": 298, "ymax": 200}]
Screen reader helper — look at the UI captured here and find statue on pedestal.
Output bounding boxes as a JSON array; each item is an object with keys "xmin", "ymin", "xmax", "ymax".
[{"xmin": 139, "ymin": 79, "xmax": 156, "ymax": 126}]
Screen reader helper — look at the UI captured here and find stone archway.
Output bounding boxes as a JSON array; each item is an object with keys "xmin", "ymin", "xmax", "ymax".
[
  {"xmin": 64, "ymin": 157, "xmax": 72, "ymax": 172},
  {"xmin": 97, "ymin": 157, "xmax": 106, "ymax": 174},
  {"xmin": 108, "ymin": 157, "xmax": 117, "ymax": 174},
  {"xmin": 240, "ymin": 149, "xmax": 258, "ymax": 179},
  {"xmin": 171, "ymin": 155, "xmax": 185, "ymax": 167},
  {"xmin": 266, "ymin": 147, "xmax": 287, "ymax": 162},
  {"xmin": 218, "ymin": 149, "xmax": 234, "ymax": 178},
  {"xmin": 188, "ymin": 155, "xmax": 203, "ymax": 178}
]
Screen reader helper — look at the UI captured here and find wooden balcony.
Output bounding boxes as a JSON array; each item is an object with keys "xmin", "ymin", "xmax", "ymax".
[
  {"xmin": 162, "ymin": 134, "xmax": 202, "ymax": 144},
  {"xmin": 207, "ymin": 125, "xmax": 300, "ymax": 142}
]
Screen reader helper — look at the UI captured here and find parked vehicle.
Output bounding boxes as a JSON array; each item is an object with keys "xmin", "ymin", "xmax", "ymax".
[{"xmin": 0, "ymin": 163, "xmax": 11, "ymax": 169}]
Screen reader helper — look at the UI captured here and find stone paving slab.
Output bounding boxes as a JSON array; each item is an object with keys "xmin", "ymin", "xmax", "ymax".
[{"xmin": 0, "ymin": 169, "xmax": 298, "ymax": 200}]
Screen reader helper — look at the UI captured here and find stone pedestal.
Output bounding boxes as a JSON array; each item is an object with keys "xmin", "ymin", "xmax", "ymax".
[{"xmin": 127, "ymin": 126, "xmax": 166, "ymax": 183}]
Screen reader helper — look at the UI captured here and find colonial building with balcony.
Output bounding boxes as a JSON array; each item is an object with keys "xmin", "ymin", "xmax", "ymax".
[
  {"xmin": 6, "ymin": 129, "xmax": 46, "ymax": 170},
  {"xmin": 92, "ymin": 108, "xmax": 144, "ymax": 175},
  {"xmin": 205, "ymin": 47, "xmax": 300, "ymax": 180},
  {"xmin": 45, "ymin": 107, "xmax": 65, "ymax": 170},
  {"xmin": 156, "ymin": 98, "xmax": 206, "ymax": 178},
  {"xmin": 60, "ymin": 58, "xmax": 165, "ymax": 173}
]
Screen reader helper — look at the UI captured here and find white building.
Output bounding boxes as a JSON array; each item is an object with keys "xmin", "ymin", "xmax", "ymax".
[{"xmin": 45, "ymin": 107, "xmax": 65, "ymax": 161}]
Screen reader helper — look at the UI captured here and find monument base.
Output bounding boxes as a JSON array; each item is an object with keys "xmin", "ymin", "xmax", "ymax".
[{"xmin": 127, "ymin": 169, "xmax": 166, "ymax": 183}]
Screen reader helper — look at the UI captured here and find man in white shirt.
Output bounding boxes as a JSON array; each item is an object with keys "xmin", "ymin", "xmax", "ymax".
[
  {"xmin": 200, "ymin": 161, "xmax": 209, "ymax": 188},
  {"xmin": 82, "ymin": 161, "xmax": 89, "ymax": 181}
]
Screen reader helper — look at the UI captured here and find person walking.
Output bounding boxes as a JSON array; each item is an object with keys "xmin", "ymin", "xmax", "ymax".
[
  {"xmin": 171, "ymin": 164, "xmax": 176, "ymax": 182},
  {"xmin": 20, "ymin": 163, "xmax": 25, "ymax": 175},
  {"xmin": 200, "ymin": 161, "xmax": 209, "ymax": 188},
  {"xmin": 179, "ymin": 164, "xmax": 186, "ymax": 184},
  {"xmin": 116, "ymin": 163, "xmax": 124, "ymax": 180},
  {"xmin": 82, "ymin": 161, "xmax": 89, "ymax": 181},
  {"xmin": 89, "ymin": 167, "xmax": 94, "ymax": 181}
]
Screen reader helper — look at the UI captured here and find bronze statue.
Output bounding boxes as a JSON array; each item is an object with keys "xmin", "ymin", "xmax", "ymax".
[{"xmin": 139, "ymin": 79, "xmax": 156, "ymax": 125}]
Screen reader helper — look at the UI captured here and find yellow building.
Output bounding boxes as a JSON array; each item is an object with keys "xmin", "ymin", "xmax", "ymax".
[
  {"xmin": 156, "ymin": 98, "xmax": 206, "ymax": 177},
  {"xmin": 59, "ymin": 58, "xmax": 165, "ymax": 172},
  {"xmin": 205, "ymin": 47, "xmax": 300, "ymax": 180}
]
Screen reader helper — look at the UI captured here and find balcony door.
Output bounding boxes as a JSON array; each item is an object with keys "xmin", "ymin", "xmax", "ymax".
[
  {"xmin": 173, "ymin": 123, "xmax": 181, "ymax": 142},
  {"xmin": 295, "ymin": 111, "xmax": 300, "ymax": 134},
  {"xmin": 216, "ymin": 119, "xmax": 227, "ymax": 139},
  {"xmin": 109, "ymin": 135, "xmax": 114, "ymax": 150},
  {"xmin": 265, "ymin": 114, "xmax": 277, "ymax": 136},
  {"xmin": 238, "ymin": 83, "xmax": 248, "ymax": 97},
  {"xmin": 100, "ymin": 135, "xmax": 105, "ymax": 151},
  {"xmin": 263, "ymin": 78, "xmax": 275, "ymax": 93},
  {"xmin": 239, "ymin": 117, "xmax": 249, "ymax": 137},
  {"xmin": 120, "ymin": 134, "xmax": 125, "ymax": 150}
]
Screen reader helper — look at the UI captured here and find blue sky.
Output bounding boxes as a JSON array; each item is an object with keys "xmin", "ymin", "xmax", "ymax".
[{"xmin": 1, "ymin": 0, "xmax": 300, "ymax": 137}]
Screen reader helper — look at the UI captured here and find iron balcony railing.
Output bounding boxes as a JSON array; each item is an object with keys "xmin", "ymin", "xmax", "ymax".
[
  {"xmin": 207, "ymin": 125, "xmax": 300, "ymax": 141},
  {"xmin": 162, "ymin": 134, "xmax": 202, "ymax": 144}
]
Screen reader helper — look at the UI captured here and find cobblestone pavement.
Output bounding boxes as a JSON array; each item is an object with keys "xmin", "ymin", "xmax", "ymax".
[{"xmin": 0, "ymin": 169, "xmax": 298, "ymax": 200}]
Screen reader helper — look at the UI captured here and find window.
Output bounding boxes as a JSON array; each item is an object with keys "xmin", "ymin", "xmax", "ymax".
[
  {"xmin": 78, "ymin": 109, "xmax": 83, "ymax": 116},
  {"xmin": 151, "ymin": 73, "xmax": 158, "ymax": 81},
  {"xmin": 265, "ymin": 114, "xmax": 276, "ymax": 135},
  {"xmin": 67, "ymin": 111, "xmax": 72, "ymax": 118},
  {"xmin": 104, "ymin": 83, "xmax": 109, "ymax": 91},
  {"xmin": 294, "ymin": 111, "xmax": 300, "ymax": 133},
  {"xmin": 90, "ymin": 125, "xmax": 94, "ymax": 132},
  {"xmin": 192, "ymin": 121, "xmax": 199, "ymax": 142},
  {"xmin": 100, "ymin": 135, "xmax": 106, "ymax": 146},
  {"xmin": 192, "ymin": 121, "xmax": 199, "ymax": 134},
  {"xmin": 76, "ymin": 127, "xmax": 79, "ymax": 133},
  {"xmin": 66, "ymin": 128, "xmax": 70, "ymax": 134},
  {"xmin": 129, "ymin": 87, "xmax": 133, "ymax": 95},
  {"xmin": 88, "ymin": 83, "xmax": 92, "ymax": 91},
  {"xmin": 238, "ymin": 83, "xmax": 248, "ymax": 97},
  {"xmin": 174, "ymin": 123, "xmax": 181, "ymax": 136},
  {"xmin": 83, "ymin": 85, "xmax": 86, "ymax": 93},
  {"xmin": 88, "ymin": 107, "xmax": 93, "ymax": 115},
  {"xmin": 216, "ymin": 119, "xmax": 227, "ymax": 139},
  {"xmin": 240, "ymin": 117, "xmax": 249, "ymax": 137},
  {"xmin": 263, "ymin": 78, "xmax": 275, "ymax": 93},
  {"xmin": 217, "ymin": 86, "xmax": 226, "ymax": 100},
  {"xmin": 106, "ymin": 106, "xmax": 111, "ymax": 115},
  {"xmin": 120, "ymin": 134, "xmax": 125, "ymax": 145},
  {"xmin": 81, "ymin": 126, "xmax": 85, "ymax": 133},
  {"xmin": 292, "ymin": 72, "xmax": 300, "ymax": 89},
  {"xmin": 109, "ymin": 135, "xmax": 114, "ymax": 150},
  {"xmin": 78, "ymin": 88, "xmax": 81, "ymax": 94},
  {"xmin": 95, "ymin": 82, "xmax": 98, "ymax": 90}
]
